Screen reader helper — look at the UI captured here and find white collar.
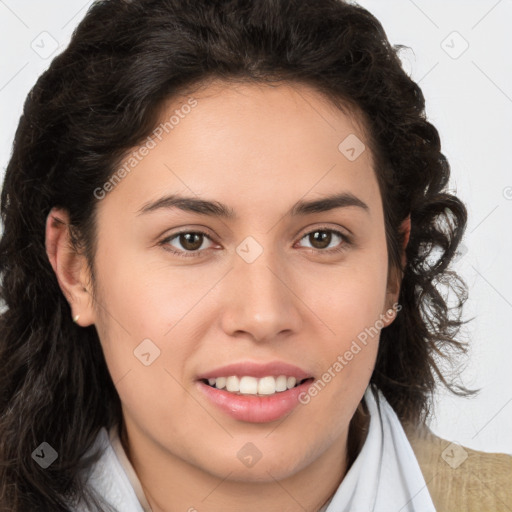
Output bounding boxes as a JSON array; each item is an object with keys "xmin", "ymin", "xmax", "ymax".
[{"xmin": 322, "ymin": 385, "xmax": 436, "ymax": 511}]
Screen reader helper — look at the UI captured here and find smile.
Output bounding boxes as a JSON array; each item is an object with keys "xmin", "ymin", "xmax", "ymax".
[{"xmin": 202, "ymin": 375, "xmax": 311, "ymax": 396}]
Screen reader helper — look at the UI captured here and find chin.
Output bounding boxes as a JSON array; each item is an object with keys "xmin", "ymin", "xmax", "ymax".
[{"xmin": 198, "ymin": 444, "xmax": 312, "ymax": 483}]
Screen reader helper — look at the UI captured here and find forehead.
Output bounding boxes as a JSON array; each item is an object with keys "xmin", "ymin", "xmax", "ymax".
[{"xmin": 99, "ymin": 80, "xmax": 381, "ymax": 221}]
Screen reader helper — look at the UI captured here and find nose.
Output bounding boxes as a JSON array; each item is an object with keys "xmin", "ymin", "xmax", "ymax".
[{"xmin": 218, "ymin": 244, "xmax": 303, "ymax": 343}]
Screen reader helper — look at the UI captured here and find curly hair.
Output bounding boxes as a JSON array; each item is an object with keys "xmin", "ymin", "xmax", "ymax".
[{"xmin": 0, "ymin": 0, "xmax": 474, "ymax": 510}]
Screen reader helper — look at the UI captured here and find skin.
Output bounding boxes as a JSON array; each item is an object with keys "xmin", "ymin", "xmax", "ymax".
[{"xmin": 46, "ymin": 80, "xmax": 410, "ymax": 512}]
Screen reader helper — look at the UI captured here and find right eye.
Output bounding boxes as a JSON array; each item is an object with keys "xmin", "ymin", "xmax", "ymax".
[{"xmin": 159, "ymin": 230, "xmax": 216, "ymax": 258}]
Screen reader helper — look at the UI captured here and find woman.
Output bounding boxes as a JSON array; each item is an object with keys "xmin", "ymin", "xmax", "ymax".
[{"xmin": 1, "ymin": 0, "xmax": 510, "ymax": 511}]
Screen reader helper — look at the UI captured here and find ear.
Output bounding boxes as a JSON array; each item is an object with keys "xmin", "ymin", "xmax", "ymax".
[
  {"xmin": 381, "ymin": 215, "xmax": 411, "ymax": 326},
  {"xmin": 45, "ymin": 207, "xmax": 95, "ymax": 327}
]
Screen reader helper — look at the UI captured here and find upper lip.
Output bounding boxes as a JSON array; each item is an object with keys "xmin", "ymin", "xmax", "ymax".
[{"xmin": 196, "ymin": 361, "xmax": 312, "ymax": 381}]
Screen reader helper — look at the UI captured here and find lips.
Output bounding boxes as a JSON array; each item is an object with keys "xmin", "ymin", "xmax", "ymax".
[{"xmin": 196, "ymin": 361, "xmax": 314, "ymax": 423}]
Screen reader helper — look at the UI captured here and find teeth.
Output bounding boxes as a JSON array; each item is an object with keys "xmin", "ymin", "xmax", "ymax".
[
  {"xmin": 276, "ymin": 375, "xmax": 287, "ymax": 392},
  {"xmin": 226, "ymin": 376, "xmax": 240, "ymax": 392},
  {"xmin": 205, "ymin": 375, "xmax": 305, "ymax": 395},
  {"xmin": 258, "ymin": 376, "xmax": 276, "ymax": 395},
  {"xmin": 240, "ymin": 376, "xmax": 258, "ymax": 394}
]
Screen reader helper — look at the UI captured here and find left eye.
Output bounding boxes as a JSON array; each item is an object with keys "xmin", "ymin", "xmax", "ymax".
[{"xmin": 296, "ymin": 228, "xmax": 348, "ymax": 252}]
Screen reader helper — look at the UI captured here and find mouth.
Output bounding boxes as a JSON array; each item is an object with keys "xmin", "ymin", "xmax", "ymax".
[
  {"xmin": 200, "ymin": 375, "xmax": 313, "ymax": 396},
  {"xmin": 200, "ymin": 375, "xmax": 314, "ymax": 396},
  {"xmin": 195, "ymin": 361, "xmax": 315, "ymax": 423},
  {"xmin": 197, "ymin": 376, "xmax": 315, "ymax": 423}
]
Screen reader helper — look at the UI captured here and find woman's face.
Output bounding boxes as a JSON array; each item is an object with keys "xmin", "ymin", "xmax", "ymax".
[{"xmin": 86, "ymin": 81, "xmax": 400, "ymax": 481}]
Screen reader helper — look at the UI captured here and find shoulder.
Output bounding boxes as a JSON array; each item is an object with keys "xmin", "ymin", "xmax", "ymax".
[{"xmin": 403, "ymin": 422, "xmax": 512, "ymax": 512}]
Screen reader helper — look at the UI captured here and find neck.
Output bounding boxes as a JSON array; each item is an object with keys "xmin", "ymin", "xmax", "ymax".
[{"xmin": 120, "ymin": 403, "xmax": 370, "ymax": 512}]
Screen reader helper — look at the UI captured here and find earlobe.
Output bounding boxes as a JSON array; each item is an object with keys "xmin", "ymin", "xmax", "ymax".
[{"xmin": 45, "ymin": 207, "xmax": 95, "ymax": 327}]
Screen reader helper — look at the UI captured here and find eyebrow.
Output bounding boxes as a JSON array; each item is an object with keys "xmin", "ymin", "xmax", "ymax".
[{"xmin": 137, "ymin": 191, "xmax": 369, "ymax": 219}]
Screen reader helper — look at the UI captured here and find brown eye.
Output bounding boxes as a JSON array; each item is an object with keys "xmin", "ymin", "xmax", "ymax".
[
  {"xmin": 297, "ymin": 228, "xmax": 350, "ymax": 254},
  {"xmin": 178, "ymin": 232, "xmax": 204, "ymax": 251},
  {"xmin": 161, "ymin": 230, "xmax": 214, "ymax": 258},
  {"xmin": 308, "ymin": 230, "xmax": 333, "ymax": 249}
]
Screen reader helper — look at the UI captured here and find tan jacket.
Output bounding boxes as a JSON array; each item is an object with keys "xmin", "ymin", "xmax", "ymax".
[{"xmin": 403, "ymin": 423, "xmax": 512, "ymax": 511}]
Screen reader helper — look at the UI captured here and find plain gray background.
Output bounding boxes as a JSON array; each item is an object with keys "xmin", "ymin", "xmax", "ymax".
[{"xmin": 1, "ymin": 0, "xmax": 511, "ymax": 455}]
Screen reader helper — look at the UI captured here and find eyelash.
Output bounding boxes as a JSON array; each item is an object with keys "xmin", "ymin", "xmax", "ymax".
[{"xmin": 159, "ymin": 226, "xmax": 352, "ymax": 259}]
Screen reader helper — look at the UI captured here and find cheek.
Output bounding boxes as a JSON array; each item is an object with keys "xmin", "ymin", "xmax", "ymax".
[
  {"xmin": 304, "ymin": 261, "xmax": 389, "ymax": 340},
  {"xmin": 90, "ymin": 246, "xmax": 215, "ymax": 403},
  {"xmin": 92, "ymin": 243, "xmax": 202, "ymax": 338},
  {"xmin": 294, "ymin": 252, "xmax": 388, "ymax": 399}
]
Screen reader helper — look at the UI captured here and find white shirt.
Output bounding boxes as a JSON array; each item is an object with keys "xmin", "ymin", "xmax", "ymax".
[{"xmin": 73, "ymin": 385, "xmax": 436, "ymax": 511}]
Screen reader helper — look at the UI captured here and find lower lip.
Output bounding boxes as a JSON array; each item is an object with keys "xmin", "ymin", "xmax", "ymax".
[{"xmin": 197, "ymin": 379, "xmax": 313, "ymax": 423}]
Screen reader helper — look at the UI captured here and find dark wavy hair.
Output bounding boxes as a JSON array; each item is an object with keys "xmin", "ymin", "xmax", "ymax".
[{"xmin": 0, "ymin": 0, "xmax": 474, "ymax": 510}]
